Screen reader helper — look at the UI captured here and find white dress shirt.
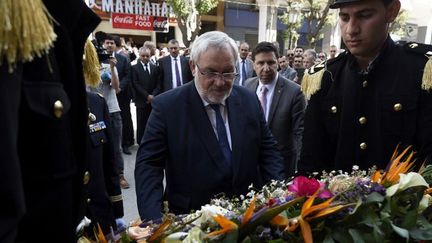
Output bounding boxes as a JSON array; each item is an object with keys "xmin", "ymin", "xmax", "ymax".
[{"xmin": 256, "ymin": 73, "xmax": 278, "ymax": 121}]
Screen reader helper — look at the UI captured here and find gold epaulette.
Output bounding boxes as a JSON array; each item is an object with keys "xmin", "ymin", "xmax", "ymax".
[
  {"xmin": 405, "ymin": 42, "xmax": 432, "ymax": 91},
  {"xmin": 96, "ymin": 92, "xmax": 104, "ymax": 98},
  {"xmin": 0, "ymin": 0, "xmax": 57, "ymax": 72},
  {"xmin": 110, "ymin": 194, "xmax": 123, "ymax": 202},
  {"xmin": 83, "ymin": 39, "xmax": 101, "ymax": 87},
  {"xmin": 301, "ymin": 61, "xmax": 326, "ymax": 100}
]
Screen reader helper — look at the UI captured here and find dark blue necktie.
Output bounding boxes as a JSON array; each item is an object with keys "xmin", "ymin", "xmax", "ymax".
[
  {"xmin": 174, "ymin": 58, "xmax": 182, "ymax": 87},
  {"xmin": 209, "ymin": 104, "xmax": 231, "ymax": 165},
  {"xmin": 241, "ymin": 59, "xmax": 247, "ymax": 85}
]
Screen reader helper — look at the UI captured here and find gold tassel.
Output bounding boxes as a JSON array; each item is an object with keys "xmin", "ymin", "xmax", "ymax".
[
  {"xmin": 301, "ymin": 67, "xmax": 325, "ymax": 100},
  {"xmin": 83, "ymin": 39, "xmax": 101, "ymax": 87},
  {"xmin": 422, "ymin": 56, "xmax": 432, "ymax": 91},
  {"xmin": 0, "ymin": 0, "xmax": 57, "ymax": 72}
]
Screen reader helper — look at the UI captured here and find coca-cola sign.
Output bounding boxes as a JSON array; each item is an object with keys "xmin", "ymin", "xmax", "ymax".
[{"xmin": 112, "ymin": 13, "xmax": 168, "ymax": 32}]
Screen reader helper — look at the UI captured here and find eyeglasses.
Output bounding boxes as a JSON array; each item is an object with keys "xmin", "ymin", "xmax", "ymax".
[
  {"xmin": 287, "ymin": 53, "xmax": 294, "ymax": 57},
  {"xmin": 196, "ymin": 64, "xmax": 238, "ymax": 81}
]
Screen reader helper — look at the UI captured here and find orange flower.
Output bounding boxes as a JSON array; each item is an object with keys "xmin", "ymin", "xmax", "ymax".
[
  {"xmin": 371, "ymin": 146, "xmax": 415, "ymax": 186},
  {"xmin": 286, "ymin": 190, "xmax": 352, "ymax": 243},
  {"xmin": 206, "ymin": 214, "xmax": 238, "ymax": 237}
]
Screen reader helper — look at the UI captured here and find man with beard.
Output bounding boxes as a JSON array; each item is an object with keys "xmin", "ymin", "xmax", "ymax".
[
  {"xmin": 299, "ymin": 0, "xmax": 432, "ymax": 173},
  {"xmin": 135, "ymin": 31, "xmax": 285, "ymax": 220}
]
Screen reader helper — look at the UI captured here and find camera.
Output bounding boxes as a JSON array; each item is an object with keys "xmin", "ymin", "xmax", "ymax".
[{"xmin": 93, "ymin": 31, "xmax": 112, "ymax": 63}]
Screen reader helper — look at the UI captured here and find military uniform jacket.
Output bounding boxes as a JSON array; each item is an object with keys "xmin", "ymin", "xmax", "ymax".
[
  {"xmin": 299, "ymin": 37, "xmax": 432, "ymax": 173},
  {"xmin": 86, "ymin": 91, "xmax": 124, "ymax": 233}
]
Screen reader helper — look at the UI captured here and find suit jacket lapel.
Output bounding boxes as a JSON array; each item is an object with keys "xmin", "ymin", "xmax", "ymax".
[
  {"xmin": 227, "ymin": 88, "xmax": 245, "ymax": 181},
  {"xmin": 186, "ymin": 83, "xmax": 229, "ymax": 171},
  {"xmin": 268, "ymin": 77, "xmax": 284, "ymax": 125}
]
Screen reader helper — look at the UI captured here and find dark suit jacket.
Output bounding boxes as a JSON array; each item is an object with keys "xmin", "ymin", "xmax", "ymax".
[
  {"xmin": 155, "ymin": 55, "xmax": 193, "ymax": 94},
  {"xmin": 234, "ymin": 58, "xmax": 254, "ymax": 86},
  {"xmin": 131, "ymin": 62, "xmax": 159, "ymax": 108},
  {"xmin": 245, "ymin": 75, "xmax": 306, "ymax": 177},
  {"xmin": 114, "ymin": 52, "xmax": 131, "ymax": 92},
  {"xmin": 135, "ymin": 82, "xmax": 285, "ymax": 220}
]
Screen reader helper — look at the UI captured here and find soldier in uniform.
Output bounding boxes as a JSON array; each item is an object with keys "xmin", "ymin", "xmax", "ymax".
[
  {"xmin": 0, "ymin": 0, "xmax": 100, "ymax": 242},
  {"xmin": 299, "ymin": 0, "xmax": 432, "ymax": 173},
  {"xmin": 85, "ymin": 91, "xmax": 125, "ymax": 238}
]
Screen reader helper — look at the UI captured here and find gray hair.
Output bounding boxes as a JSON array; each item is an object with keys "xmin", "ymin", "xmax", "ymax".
[
  {"xmin": 304, "ymin": 49, "xmax": 317, "ymax": 59},
  {"xmin": 190, "ymin": 31, "xmax": 238, "ymax": 66},
  {"xmin": 138, "ymin": 47, "xmax": 150, "ymax": 53}
]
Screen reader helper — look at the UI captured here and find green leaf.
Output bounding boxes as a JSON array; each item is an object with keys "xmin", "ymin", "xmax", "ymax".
[
  {"xmin": 332, "ymin": 229, "xmax": 353, "ymax": 243},
  {"xmin": 365, "ymin": 192, "xmax": 385, "ymax": 204},
  {"xmin": 238, "ymin": 197, "xmax": 304, "ymax": 241},
  {"xmin": 222, "ymin": 228, "xmax": 239, "ymax": 243},
  {"xmin": 348, "ymin": 229, "xmax": 365, "ymax": 243},
  {"xmin": 322, "ymin": 233, "xmax": 335, "ymax": 243},
  {"xmin": 390, "ymin": 223, "xmax": 409, "ymax": 242},
  {"xmin": 409, "ymin": 216, "xmax": 432, "ymax": 240}
]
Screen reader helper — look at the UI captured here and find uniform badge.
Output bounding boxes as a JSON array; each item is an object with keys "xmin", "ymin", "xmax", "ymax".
[{"xmin": 89, "ymin": 121, "xmax": 106, "ymax": 133}]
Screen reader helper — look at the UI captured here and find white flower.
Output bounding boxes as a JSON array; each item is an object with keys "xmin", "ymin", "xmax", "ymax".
[
  {"xmin": 419, "ymin": 194, "xmax": 432, "ymax": 213},
  {"xmin": 386, "ymin": 172, "xmax": 428, "ymax": 197},
  {"xmin": 191, "ymin": 205, "xmax": 230, "ymax": 226},
  {"xmin": 352, "ymin": 165, "xmax": 359, "ymax": 171}
]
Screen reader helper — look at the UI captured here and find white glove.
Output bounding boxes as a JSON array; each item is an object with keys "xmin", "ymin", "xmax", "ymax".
[{"xmin": 115, "ymin": 218, "xmax": 126, "ymax": 232}]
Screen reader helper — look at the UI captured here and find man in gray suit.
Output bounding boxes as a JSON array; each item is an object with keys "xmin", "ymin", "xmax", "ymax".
[
  {"xmin": 234, "ymin": 42, "xmax": 254, "ymax": 86},
  {"xmin": 245, "ymin": 42, "xmax": 306, "ymax": 177}
]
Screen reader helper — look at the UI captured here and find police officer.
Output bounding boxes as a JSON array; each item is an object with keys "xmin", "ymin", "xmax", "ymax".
[
  {"xmin": 85, "ymin": 91, "xmax": 125, "ymax": 238},
  {"xmin": 299, "ymin": 0, "xmax": 432, "ymax": 173}
]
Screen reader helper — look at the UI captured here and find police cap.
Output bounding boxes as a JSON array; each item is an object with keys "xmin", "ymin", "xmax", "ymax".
[{"xmin": 330, "ymin": 0, "xmax": 360, "ymax": 9}]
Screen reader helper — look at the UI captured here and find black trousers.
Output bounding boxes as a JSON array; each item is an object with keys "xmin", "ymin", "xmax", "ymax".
[
  {"xmin": 117, "ymin": 89, "xmax": 134, "ymax": 147},
  {"xmin": 136, "ymin": 104, "xmax": 152, "ymax": 145}
]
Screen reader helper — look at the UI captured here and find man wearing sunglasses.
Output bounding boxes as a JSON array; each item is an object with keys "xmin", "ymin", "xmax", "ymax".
[{"xmin": 135, "ymin": 31, "xmax": 285, "ymax": 220}]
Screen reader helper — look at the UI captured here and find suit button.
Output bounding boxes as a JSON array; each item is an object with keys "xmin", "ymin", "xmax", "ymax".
[
  {"xmin": 330, "ymin": 106, "xmax": 337, "ymax": 114},
  {"xmin": 360, "ymin": 142, "xmax": 367, "ymax": 150},
  {"xmin": 87, "ymin": 198, "xmax": 91, "ymax": 203},
  {"xmin": 393, "ymin": 103, "xmax": 403, "ymax": 112},
  {"xmin": 362, "ymin": 80, "xmax": 368, "ymax": 88},
  {"xmin": 53, "ymin": 100, "xmax": 64, "ymax": 118},
  {"xmin": 100, "ymin": 138, "xmax": 104, "ymax": 143},
  {"xmin": 83, "ymin": 171, "xmax": 90, "ymax": 185},
  {"xmin": 359, "ymin": 117, "xmax": 367, "ymax": 125}
]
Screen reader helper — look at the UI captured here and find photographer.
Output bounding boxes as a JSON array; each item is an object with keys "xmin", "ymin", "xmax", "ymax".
[{"xmin": 89, "ymin": 40, "xmax": 129, "ymax": 189}]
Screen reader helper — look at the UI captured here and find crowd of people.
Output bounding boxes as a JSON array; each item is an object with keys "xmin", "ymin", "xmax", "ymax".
[{"xmin": 2, "ymin": 0, "xmax": 432, "ymax": 242}]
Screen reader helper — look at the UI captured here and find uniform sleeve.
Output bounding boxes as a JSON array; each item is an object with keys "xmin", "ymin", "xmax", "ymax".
[
  {"xmin": 298, "ymin": 90, "xmax": 334, "ymax": 174},
  {"xmin": 417, "ymin": 89, "xmax": 432, "ymax": 164}
]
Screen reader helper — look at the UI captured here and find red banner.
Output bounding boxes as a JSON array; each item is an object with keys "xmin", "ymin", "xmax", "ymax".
[{"xmin": 111, "ymin": 13, "xmax": 168, "ymax": 32}]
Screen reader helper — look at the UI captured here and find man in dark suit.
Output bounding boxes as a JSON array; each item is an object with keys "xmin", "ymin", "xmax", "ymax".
[
  {"xmin": 245, "ymin": 42, "xmax": 306, "ymax": 177},
  {"xmin": 104, "ymin": 35, "xmax": 134, "ymax": 155},
  {"xmin": 135, "ymin": 31, "xmax": 285, "ymax": 220},
  {"xmin": 0, "ymin": 1, "xmax": 100, "ymax": 242},
  {"xmin": 234, "ymin": 42, "xmax": 254, "ymax": 86},
  {"xmin": 131, "ymin": 47, "xmax": 160, "ymax": 144},
  {"xmin": 155, "ymin": 39, "xmax": 193, "ymax": 94}
]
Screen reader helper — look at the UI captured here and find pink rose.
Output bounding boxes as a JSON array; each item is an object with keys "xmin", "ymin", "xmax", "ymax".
[{"xmin": 288, "ymin": 176, "xmax": 332, "ymax": 198}]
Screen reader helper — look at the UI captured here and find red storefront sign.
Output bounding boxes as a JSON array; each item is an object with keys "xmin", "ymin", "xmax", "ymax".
[{"xmin": 112, "ymin": 12, "xmax": 168, "ymax": 32}]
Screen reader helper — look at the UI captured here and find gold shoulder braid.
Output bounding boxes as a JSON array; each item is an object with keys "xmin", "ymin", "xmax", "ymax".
[
  {"xmin": 405, "ymin": 42, "xmax": 432, "ymax": 91},
  {"xmin": 423, "ymin": 52, "xmax": 432, "ymax": 91},
  {"xmin": 301, "ymin": 61, "xmax": 326, "ymax": 100},
  {"xmin": 0, "ymin": 0, "xmax": 57, "ymax": 72},
  {"xmin": 83, "ymin": 39, "xmax": 101, "ymax": 87}
]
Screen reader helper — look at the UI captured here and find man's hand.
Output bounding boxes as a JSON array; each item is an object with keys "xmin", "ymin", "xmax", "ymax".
[{"xmin": 109, "ymin": 56, "xmax": 117, "ymax": 69}]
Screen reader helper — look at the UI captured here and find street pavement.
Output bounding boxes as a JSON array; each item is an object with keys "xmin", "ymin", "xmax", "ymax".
[{"xmin": 121, "ymin": 104, "xmax": 140, "ymax": 224}]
